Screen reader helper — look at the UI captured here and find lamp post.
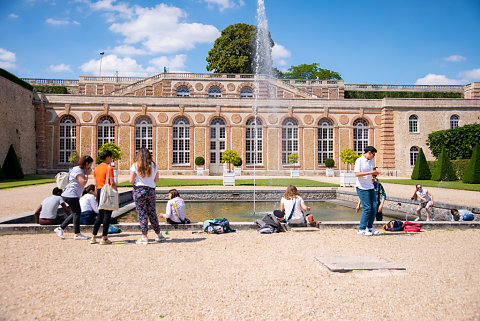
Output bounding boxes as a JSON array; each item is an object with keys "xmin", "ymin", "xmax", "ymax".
[{"xmin": 99, "ymin": 51, "xmax": 104, "ymax": 78}]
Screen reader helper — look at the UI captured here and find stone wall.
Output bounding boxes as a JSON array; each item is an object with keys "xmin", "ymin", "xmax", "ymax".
[{"xmin": 0, "ymin": 76, "xmax": 36, "ymax": 174}]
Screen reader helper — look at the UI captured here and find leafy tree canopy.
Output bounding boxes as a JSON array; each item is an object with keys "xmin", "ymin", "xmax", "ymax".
[
  {"xmin": 279, "ymin": 63, "xmax": 342, "ymax": 80},
  {"xmin": 206, "ymin": 23, "xmax": 274, "ymax": 74}
]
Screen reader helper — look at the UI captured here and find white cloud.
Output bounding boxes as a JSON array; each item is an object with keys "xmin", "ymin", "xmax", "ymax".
[
  {"xmin": 80, "ymin": 54, "xmax": 148, "ymax": 77},
  {"xmin": 458, "ymin": 68, "xmax": 480, "ymax": 81},
  {"xmin": 48, "ymin": 63, "xmax": 73, "ymax": 73},
  {"xmin": 109, "ymin": 45, "xmax": 147, "ymax": 56},
  {"xmin": 148, "ymin": 55, "xmax": 187, "ymax": 72},
  {"xmin": 0, "ymin": 48, "xmax": 16, "ymax": 69},
  {"xmin": 444, "ymin": 55, "xmax": 466, "ymax": 62},
  {"xmin": 415, "ymin": 74, "xmax": 464, "ymax": 85},
  {"xmin": 204, "ymin": 0, "xmax": 245, "ymax": 11},
  {"xmin": 271, "ymin": 43, "xmax": 290, "ymax": 67},
  {"xmin": 8, "ymin": 13, "xmax": 19, "ymax": 18},
  {"xmin": 46, "ymin": 18, "xmax": 70, "ymax": 25}
]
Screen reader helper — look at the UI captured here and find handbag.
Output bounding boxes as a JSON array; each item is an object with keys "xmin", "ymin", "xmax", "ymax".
[{"xmin": 98, "ymin": 165, "xmax": 119, "ymax": 211}]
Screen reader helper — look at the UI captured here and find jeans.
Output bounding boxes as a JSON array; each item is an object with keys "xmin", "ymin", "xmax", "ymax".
[
  {"xmin": 357, "ymin": 187, "xmax": 377, "ymax": 230},
  {"xmin": 60, "ymin": 197, "xmax": 81, "ymax": 234},
  {"xmin": 80, "ymin": 211, "xmax": 97, "ymax": 225}
]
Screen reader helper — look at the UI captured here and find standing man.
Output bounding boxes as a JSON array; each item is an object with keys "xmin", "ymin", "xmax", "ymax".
[{"xmin": 355, "ymin": 146, "xmax": 381, "ymax": 236}]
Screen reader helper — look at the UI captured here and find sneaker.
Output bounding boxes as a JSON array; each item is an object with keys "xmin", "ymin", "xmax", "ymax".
[
  {"xmin": 73, "ymin": 234, "xmax": 89, "ymax": 240},
  {"xmin": 155, "ymin": 234, "xmax": 166, "ymax": 242},
  {"xmin": 136, "ymin": 238, "xmax": 148, "ymax": 245},
  {"xmin": 54, "ymin": 227, "xmax": 65, "ymax": 239},
  {"xmin": 368, "ymin": 228, "xmax": 380, "ymax": 235},
  {"xmin": 99, "ymin": 239, "xmax": 112, "ymax": 245},
  {"xmin": 89, "ymin": 237, "xmax": 97, "ymax": 244},
  {"xmin": 415, "ymin": 217, "xmax": 421, "ymax": 221},
  {"xmin": 357, "ymin": 229, "xmax": 373, "ymax": 236}
]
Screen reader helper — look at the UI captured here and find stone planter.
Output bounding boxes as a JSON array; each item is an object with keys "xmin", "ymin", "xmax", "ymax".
[
  {"xmin": 326, "ymin": 168, "xmax": 335, "ymax": 177},
  {"xmin": 196, "ymin": 167, "xmax": 204, "ymax": 176},
  {"xmin": 234, "ymin": 167, "xmax": 242, "ymax": 175},
  {"xmin": 223, "ymin": 172, "xmax": 236, "ymax": 186},
  {"xmin": 290, "ymin": 169, "xmax": 300, "ymax": 178},
  {"xmin": 340, "ymin": 172, "xmax": 356, "ymax": 187}
]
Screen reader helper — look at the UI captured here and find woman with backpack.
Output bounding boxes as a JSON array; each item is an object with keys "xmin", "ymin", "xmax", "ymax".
[
  {"xmin": 411, "ymin": 184, "xmax": 434, "ymax": 221},
  {"xmin": 129, "ymin": 148, "xmax": 164, "ymax": 244},
  {"xmin": 279, "ymin": 185, "xmax": 311, "ymax": 225}
]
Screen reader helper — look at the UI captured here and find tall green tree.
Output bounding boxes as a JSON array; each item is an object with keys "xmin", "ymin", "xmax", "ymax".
[
  {"xmin": 206, "ymin": 23, "xmax": 274, "ymax": 74},
  {"xmin": 280, "ymin": 63, "xmax": 342, "ymax": 80},
  {"xmin": 431, "ymin": 147, "xmax": 457, "ymax": 181},
  {"xmin": 411, "ymin": 148, "xmax": 431, "ymax": 180},
  {"xmin": 463, "ymin": 144, "xmax": 480, "ymax": 184}
]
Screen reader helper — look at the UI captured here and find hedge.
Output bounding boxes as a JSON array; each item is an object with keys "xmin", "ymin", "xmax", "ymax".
[
  {"xmin": 428, "ymin": 159, "xmax": 470, "ymax": 180},
  {"xmin": 33, "ymin": 85, "xmax": 68, "ymax": 94},
  {"xmin": 0, "ymin": 68, "xmax": 33, "ymax": 91},
  {"xmin": 344, "ymin": 91, "xmax": 462, "ymax": 99},
  {"xmin": 463, "ymin": 144, "xmax": 480, "ymax": 184},
  {"xmin": 427, "ymin": 124, "xmax": 480, "ymax": 159}
]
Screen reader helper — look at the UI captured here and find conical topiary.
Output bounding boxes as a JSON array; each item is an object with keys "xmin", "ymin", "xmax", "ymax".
[
  {"xmin": 0, "ymin": 167, "xmax": 5, "ymax": 180},
  {"xmin": 463, "ymin": 144, "xmax": 480, "ymax": 184},
  {"xmin": 411, "ymin": 148, "xmax": 431, "ymax": 180},
  {"xmin": 2, "ymin": 144, "xmax": 24, "ymax": 179},
  {"xmin": 431, "ymin": 146, "xmax": 457, "ymax": 181}
]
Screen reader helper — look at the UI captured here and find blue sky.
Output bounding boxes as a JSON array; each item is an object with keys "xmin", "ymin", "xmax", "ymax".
[{"xmin": 0, "ymin": 0, "xmax": 479, "ymax": 85}]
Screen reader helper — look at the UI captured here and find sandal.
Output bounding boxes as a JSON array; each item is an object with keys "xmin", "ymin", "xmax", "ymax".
[
  {"xmin": 89, "ymin": 237, "xmax": 97, "ymax": 244},
  {"xmin": 135, "ymin": 238, "xmax": 148, "ymax": 245},
  {"xmin": 99, "ymin": 239, "xmax": 112, "ymax": 245}
]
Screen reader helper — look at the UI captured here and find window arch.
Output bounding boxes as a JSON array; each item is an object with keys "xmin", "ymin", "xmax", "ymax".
[
  {"xmin": 409, "ymin": 115, "xmax": 418, "ymax": 133},
  {"xmin": 450, "ymin": 115, "xmax": 459, "ymax": 129},
  {"xmin": 59, "ymin": 115, "xmax": 76, "ymax": 164},
  {"xmin": 210, "ymin": 117, "xmax": 226, "ymax": 164},
  {"xmin": 135, "ymin": 116, "xmax": 153, "ymax": 153},
  {"xmin": 246, "ymin": 117, "xmax": 263, "ymax": 165},
  {"xmin": 97, "ymin": 116, "xmax": 115, "ymax": 150},
  {"xmin": 172, "ymin": 117, "xmax": 190, "ymax": 165},
  {"xmin": 176, "ymin": 86, "xmax": 190, "ymax": 97},
  {"xmin": 318, "ymin": 118, "xmax": 334, "ymax": 165},
  {"xmin": 208, "ymin": 86, "xmax": 222, "ymax": 98},
  {"xmin": 240, "ymin": 86, "xmax": 253, "ymax": 98},
  {"xmin": 410, "ymin": 146, "xmax": 419, "ymax": 167},
  {"xmin": 282, "ymin": 118, "xmax": 298, "ymax": 164},
  {"xmin": 353, "ymin": 119, "xmax": 369, "ymax": 154}
]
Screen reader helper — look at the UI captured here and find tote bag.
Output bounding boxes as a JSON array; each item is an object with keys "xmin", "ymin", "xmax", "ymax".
[{"xmin": 98, "ymin": 165, "xmax": 119, "ymax": 211}]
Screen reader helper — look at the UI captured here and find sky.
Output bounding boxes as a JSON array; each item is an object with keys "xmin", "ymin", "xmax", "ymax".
[{"xmin": 0, "ymin": 0, "xmax": 479, "ymax": 85}]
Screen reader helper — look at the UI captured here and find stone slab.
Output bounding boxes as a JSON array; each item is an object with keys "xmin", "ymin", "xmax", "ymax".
[
  {"xmin": 290, "ymin": 227, "xmax": 319, "ymax": 232},
  {"xmin": 315, "ymin": 256, "xmax": 406, "ymax": 273}
]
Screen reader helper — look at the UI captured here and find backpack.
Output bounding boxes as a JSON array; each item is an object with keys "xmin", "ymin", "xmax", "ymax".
[
  {"xmin": 55, "ymin": 172, "xmax": 69, "ymax": 189},
  {"xmin": 403, "ymin": 221, "xmax": 422, "ymax": 232},
  {"xmin": 203, "ymin": 218, "xmax": 235, "ymax": 234},
  {"xmin": 382, "ymin": 220, "xmax": 404, "ymax": 232}
]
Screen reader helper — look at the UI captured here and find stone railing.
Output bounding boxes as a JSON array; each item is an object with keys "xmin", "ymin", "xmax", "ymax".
[
  {"xmin": 79, "ymin": 76, "xmax": 146, "ymax": 84},
  {"xmin": 344, "ymin": 84, "xmax": 464, "ymax": 92},
  {"xmin": 22, "ymin": 78, "xmax": 79, "ymax": 85}
]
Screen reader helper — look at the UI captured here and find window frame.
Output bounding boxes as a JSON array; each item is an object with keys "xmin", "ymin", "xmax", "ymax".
[
  {"xmin": 172, "ymin": 116, "xmax": 191, "ymax": 165},
  {"xmin": 317, "ymin": 118, "xmax": 334, "ymax": 166},
  {"xmin": 59, "ymin": 115, "xmax": 76, "ymax": 164},
  {"xmin": 281, "ymin": 118, "xmax": 299, "ymax": 165}
]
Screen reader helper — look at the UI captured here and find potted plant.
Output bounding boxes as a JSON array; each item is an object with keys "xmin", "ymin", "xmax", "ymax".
[
  {"xmin": 68, "ymin": 151, "xmax": 79, "ymax": 169},
  {"xmin": 232, "ymin": 156, "xmax": 242, "ymax": 175},
  {"xmin": 98, "ymin": 142, "xmax": 122, "ymax": 185},
  {"xmin": 325, "ymin": 158, "xmax": 335, "ymax": 177},
  {"xmin": 288, "ymin": 152, "xmax": 300, "ymax": 178},
  {"xmin": 339, "ymin": 148, "xmax": 359, "ymax": 187},
  {"xmin": 195, "ymin": 156, "xmax": 205, "ymax": 175},
  {"xmin": 221, "ymin": 149, "xmax": 238, "ymax": 186}
]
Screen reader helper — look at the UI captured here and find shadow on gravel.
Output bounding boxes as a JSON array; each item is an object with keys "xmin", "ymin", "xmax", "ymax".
[{"xmin": 378, "ymin": 232, "xmax": 421, "ymax": 236}]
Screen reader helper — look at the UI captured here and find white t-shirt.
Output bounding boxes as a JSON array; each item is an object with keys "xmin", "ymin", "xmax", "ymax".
[
  {"xmin": 416, "ymin": 189, "xmax": 431, "ymax": 204},
  {"xmin": 163, "ymin": 197, "xmax": 186, "ymax": 223},
  {"xmin": 281, "ymin": 196, "xmax": 306, "ymax": 224},
  {"xmin": 40, "ymin": 195, "xmax": 64, "ymax": 219},
  {"xmin": 130, "ymin": 162, "xmax": 158, "ymax": 188},
  {"xmin": 354, "ymin": 155, "xmax": 374, "ymax": 190},
  {"xmin": 450, "ymin": 209, "xmax": 473, "ymax": 221},
  {"xmin": 80, "ymin": 193, "xmax": 99, "ymax": 213},
  {"xmin": 61, "ymin": 166, "xmax": 86, "ymax": 198}
]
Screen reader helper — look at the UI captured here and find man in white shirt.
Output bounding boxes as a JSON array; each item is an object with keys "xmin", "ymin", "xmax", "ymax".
[{"xmin": 354, "ymin": 146, "xmax": 381, "ymax": 236}]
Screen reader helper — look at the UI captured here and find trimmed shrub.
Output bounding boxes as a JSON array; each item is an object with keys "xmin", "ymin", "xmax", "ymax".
[
  {"xmin": 194, "ymin": 156, "xmax": 205, "ymax": 166},
  {"xmin": 427, "ymin": 124, "xmax": 480, "ymax": 159},
  {"xmin": 344, "ymin": 90, "xmax": 462, "ymax": 99},
  {"xmin": 340, "ymin": 148, "xmax": 360, "ymax": 171},
  {"xmin": 2, "ymin": 144, "xmax": 24, "ymax": 179},
  {"xmin": 232, "ymin": 156, "xmax": 242, "ymax": 167},
  {"xmin": 431, "ymin": 147, "xmax": 457, "ymax": 181},
  {"xmin": 411, "ymin": 148, "xmax": 431, "ymax": 180},
  {"xmin": 324, "ymin": 158, "xmax": 335, "ymax": 168},
  {"xmin": 0, "ymin": 167, "xmax": 5, "ymax": 180},
  {"xmin": 0, "ymin": 68, "xmax": 33, "ymax": 91},
  {"xmin": 32, "ymin": 85, "xmax": 68, "ymax": 94},
  {"xmin": 428, "ymin": 159, "xmax": 470, "ymax": 180},
  {"xmin": 463, "ymin": 144, "xmax": 480, "ymax": 184}
]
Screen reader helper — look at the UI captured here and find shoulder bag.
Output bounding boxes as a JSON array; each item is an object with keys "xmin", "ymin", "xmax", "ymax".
[{"xmin": 99, "ymin": 165, "xmax": 119, "ymax": 211}]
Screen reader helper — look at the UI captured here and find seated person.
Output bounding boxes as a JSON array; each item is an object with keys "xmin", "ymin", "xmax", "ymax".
[
  {"xmin": 279, "ymin": 185, "xmax": 311, "ymax": 225},
  {"xmin": 79, "ymin": 184, "xmax": 99, "ymax": 225},
  {"xmin": 34, "ymin": 187, "xmax": 71, "ymax": 225},
  {"xmin": 159, "ymin": 189, "xmax": 188, "ymax": 224},
  {"xmin": 450, "ymin": 209, "xmax": 475, "ymax": 221}
]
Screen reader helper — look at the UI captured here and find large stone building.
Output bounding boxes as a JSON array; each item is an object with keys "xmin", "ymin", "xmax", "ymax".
[{"xmin": 5, "ymin": 73, "xmax": 480, "ymax": 176}]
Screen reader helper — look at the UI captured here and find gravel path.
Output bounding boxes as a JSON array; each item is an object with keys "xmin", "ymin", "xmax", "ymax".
[{"xmin": 0, "ymin": 229, "xmax": 479, "ymax": 320}]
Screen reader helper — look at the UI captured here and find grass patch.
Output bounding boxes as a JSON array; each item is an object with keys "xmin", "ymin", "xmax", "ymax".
[
  {"xmin": 118, "ymin": 178, "xmax": 338, "ymax": 188},
  {"xmin": 0, "ymin": 175, "xmax": 55, "ymax": 190},
  {"xmin": 380, "ymin": 179, "xmax": 480, "ymax": 192}
]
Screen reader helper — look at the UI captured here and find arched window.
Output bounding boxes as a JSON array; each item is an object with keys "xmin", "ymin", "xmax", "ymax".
[
  {"xmin": 172, "ymin": 117, "xmax": 190, "ymax": 164},
  {"xmin": 240, "ymin": 86, "xmax": 253, "ymax": 98},
  {"xmin": 97, "ymin": 116, "xmax": 115, "ymax": 150},
  {"xmin": 318, "ymin": 118, "xmax": 334, "ymax": 165},
  {"xmin": 450, "ymin": 115, "xmax": 459, "ymax": 129},
  {"xmin": 282, "ymin": 118, "xmax": 298, "ymax": 164},
  {"xmin": 135, "ymin": 116, "xmax": 153, "ymax": 153},
  {"xmin": 246, "ymin": 117, "xmax": 263, "ymax": 164},
  {"xmin": 208, "ymin": 86, "xmax": 222, "ymax": 98},
  {"xmin": 410, "ymin": 146, "xmax": 419, "ymax": 167},
  {"xmin": 210, "ymin": 117, "xmax": 226, "ymax": 164},
  {"xmin": 409, "ymin": 115, "xmax": 418, "ymax": 133},
  {"xmin": 59, "ymin": 115, "xmax": 76, "ymax": 164},
  {"xmin": 176, "ymin": 86, "xmax": 190, "ymax": 97},
  {"xmin": 353, "ymin": 119, "xmax": 369, "ymax": 154}
]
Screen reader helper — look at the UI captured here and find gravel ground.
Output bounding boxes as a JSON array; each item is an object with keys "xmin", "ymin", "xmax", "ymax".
[{"xmin": 0, "ymin": 229, "xmax": 479, "ymax": 321}]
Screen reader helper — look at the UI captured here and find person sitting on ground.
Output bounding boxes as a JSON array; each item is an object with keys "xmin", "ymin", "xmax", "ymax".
[
  {"xmin": 34, "ymin": 187, "xmax": 71, "ymax": 225},
  {"xmin": 79, "ymin": 184, "xmax": 98, "ymax": 225},
  {"xmin": 356, "ymin": 173, "xmax": 386, "ymax": 221},
  {"xmin": 450, "ymin": 209, "xmax": 475, "ymax": 221},
  {"xmin": 159, "ymin": 189, "xmax": 189, "ymax": 224},
  {"xmin": 411, "ymin": 184, "xmax": 434, "ymax": 221},
  {"xmin": 279, "ymin": 185, "xmax": 311, "ymax": 225}
]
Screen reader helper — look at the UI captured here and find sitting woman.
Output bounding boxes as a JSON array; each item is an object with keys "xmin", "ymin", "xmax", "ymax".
[
  {"xmin": 450, "ymin": 209, "xmax": 475, "ymax": 221},
  {"xmin": 159, "ymin": 189, "xmax": 189, "ymax": 224},
  {"xmin": 278, "ymin": 185, "xmax": 311, "ymax": 225},
  {"xmin": 79, "ymin": 184, "xmax": 98, "ymax": 225}
]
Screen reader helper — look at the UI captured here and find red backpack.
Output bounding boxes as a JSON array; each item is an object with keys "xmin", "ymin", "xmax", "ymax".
[{"xmin": 403, "ymin": 221, "xmax": 422, "ymax": 232}]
